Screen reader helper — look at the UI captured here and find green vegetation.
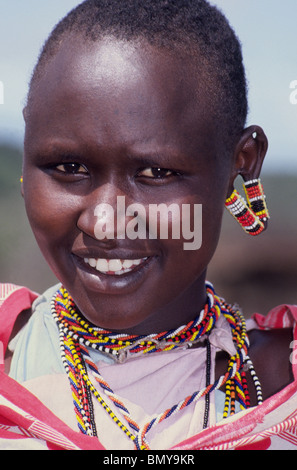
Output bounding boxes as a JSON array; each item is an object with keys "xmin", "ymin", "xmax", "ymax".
[
  {"xmin": 0, "ymin": 143, "xmax": 57, "ymax": 291},
  {"xmin": 0, "ymin": 144, "xmax": 22, "ymax": 194}
]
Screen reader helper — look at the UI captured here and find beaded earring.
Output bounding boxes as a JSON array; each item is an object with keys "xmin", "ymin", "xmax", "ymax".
[{"xmin": 225, "ymin": 178, "xmax": 270, "ymax": 236}]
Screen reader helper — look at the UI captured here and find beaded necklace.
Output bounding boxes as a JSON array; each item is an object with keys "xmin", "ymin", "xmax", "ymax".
[{"xmin": 51, "ymin": 283, "xmax": 262, "ymax": 450}]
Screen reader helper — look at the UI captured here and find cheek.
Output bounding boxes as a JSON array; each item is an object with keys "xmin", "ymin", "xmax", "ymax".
[
  {"xmin": 162, "ymin": 193, "xmax": 224, "ymax": 255},
  {"xmin": 150, "ymin": 193, "xmax": 224, "ymax": 282},
  {"xmin": 23, "ymin": 179, "xmax": 79, "ymax": 252}
]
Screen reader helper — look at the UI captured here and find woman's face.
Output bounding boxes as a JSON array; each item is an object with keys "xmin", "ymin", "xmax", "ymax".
[{"xmin": 23, "ymin": 37, "xmax": 233, "ymax": 333}]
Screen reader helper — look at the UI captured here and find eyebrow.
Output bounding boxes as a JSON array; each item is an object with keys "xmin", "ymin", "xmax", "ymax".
[
  {"xmin": 28, "ymin": 143, "xmax": 85, "ymax": 161},
  {"xmin": 125, "ymin": 149, "xmax": 199, "ymax": 170},
  {"xmin": 28, "ymin": 138, "xmax": 198, "ymax": 169},
  {"xmin": 125, "ymin": 154, "xmax": 175, "ymax": 167}
]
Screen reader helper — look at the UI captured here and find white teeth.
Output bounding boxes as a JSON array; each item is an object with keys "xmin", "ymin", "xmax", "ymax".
[
  {"xmin": 122, "ymin": 260, "xmax": 134, "ymax": 269},
  {"xmin": 108, "ymin": 259, "xmax": 122, "ymax": 272},
  {"xmin": 96, "ymin": 259, "xmax": 109, "ymax": 272},
  {"xmin": 84, "ymin": 257, "xmax": 147, "ymax": 275},
  {"xmin": 89, "ymin": 258, "xmax": 97, "ymax": 268}
]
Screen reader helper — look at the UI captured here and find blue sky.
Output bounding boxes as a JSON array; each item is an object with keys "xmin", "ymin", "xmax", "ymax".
[{"xmin": 0, "ymin": 0, "xmax": 296, "ymax": 172}]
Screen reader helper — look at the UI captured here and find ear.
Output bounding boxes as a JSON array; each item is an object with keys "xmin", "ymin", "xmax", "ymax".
[
  {"xmin": 23, "ymin": 107, "xmax": 28, "ymax": 122},
  {"xmin": 227, "ymin": 125, "xmax": 268, "ymax": 197}
]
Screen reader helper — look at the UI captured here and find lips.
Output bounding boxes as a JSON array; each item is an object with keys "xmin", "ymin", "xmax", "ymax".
[
  {"xmin": 71, "ymin": 248, "xmax": 155, "ymax": 295},
  {"xmin": 83, "ymin": 257, "xmax": 148, "ymax": 275}
]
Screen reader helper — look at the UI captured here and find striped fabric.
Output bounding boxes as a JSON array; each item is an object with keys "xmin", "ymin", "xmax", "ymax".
[
  {"xmin": 0, "ymin": 283, "xmax": 297, "ymax": 450},
  {"xmin": 0, "ymin": 284, "xmax": 23, "ymax": 307}
]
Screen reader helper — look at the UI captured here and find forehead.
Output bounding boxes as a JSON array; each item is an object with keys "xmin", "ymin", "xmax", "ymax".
[{"xmin": 25, "ymin": 36, "xmax": 220, "ymax": 157}]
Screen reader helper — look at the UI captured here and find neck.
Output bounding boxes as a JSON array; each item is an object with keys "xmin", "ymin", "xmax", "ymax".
[
  {"xmin": 52, "ymin": 279, "xmax": 220, "ymax": 364},
  {"xmin": 101, "ymin": 273, "xmax": 208, "ymax": 336}
]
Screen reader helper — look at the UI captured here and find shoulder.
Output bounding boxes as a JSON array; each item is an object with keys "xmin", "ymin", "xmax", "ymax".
[
  {"xmin": 0, "ymin": 283, "xmax": 25, "ymax": 304},
  {"xmin": 0, "ymin": 283, "xmax": 36, "ymax": 333},
  {"xmin": 216, "ymin": 303, "xmax": 297, "ymax": 405},
  {"xmin": 0, "ymin": 283, "xmax": 37, "ymax": 324},
  {"xmin": 215, "ymin": 322, "xmax": 294, "ymax": 405},
  {"xmin": 249, "ymin": 304, "xmax": 297, "ymax": 397},
  {"xmin": 247, "ymin": 302, "xmax": 297, "ymax": 403},
  {"xmin": 4, "ymin": 307, "xmax": 32, "ymax": 374},
  {"xmin": 249, "ymin": 327, "xmax": 294, "ymax": 401},
  {"xmin": 0, "ymin": 283, "xmax": 38, "ymax": 373},
  {"xmin": 0, "ymin": 283, "xmax": 38, "ymax": 310}
]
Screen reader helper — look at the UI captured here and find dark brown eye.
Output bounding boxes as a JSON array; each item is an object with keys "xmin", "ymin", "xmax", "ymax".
[
  {"xmin": 55, "ymin": 163, "xmax": 88, "ymax": 174},
  {"xmin": 139, "ymin": 167, "xmax": 173, "ymax": 179}
]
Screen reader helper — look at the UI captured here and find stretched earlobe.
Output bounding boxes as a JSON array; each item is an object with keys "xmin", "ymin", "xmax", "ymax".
[{"xmin": 234, "ymin": 125, "xmax": 268, "ymax": 182}]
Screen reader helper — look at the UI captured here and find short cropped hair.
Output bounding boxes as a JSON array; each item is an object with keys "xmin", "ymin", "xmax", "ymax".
[{"xmin": 28, "ymin": 0, "xmax": 248, "ymax": 154}]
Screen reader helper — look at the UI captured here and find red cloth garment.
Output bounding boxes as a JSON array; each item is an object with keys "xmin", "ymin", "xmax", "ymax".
[
  {"xmin": 0, "ymin": 283, "xmax": 297, "ymax": 450},
  {"xmin": 0, "ymin": 284, "xmax": 103, "ymax": 450},
  {"xmin": 0, "ymin": 284, "xmax": 38, "ymax": 373}
]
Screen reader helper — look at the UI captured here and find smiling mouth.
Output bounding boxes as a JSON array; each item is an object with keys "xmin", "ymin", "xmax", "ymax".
[{"xmin": 83, "ymin": 257, "xmax": 149, "ymax": 276}]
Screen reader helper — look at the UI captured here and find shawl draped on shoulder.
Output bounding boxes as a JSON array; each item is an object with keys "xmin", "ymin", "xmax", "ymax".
[{"xmin": 0, "ymin": 283, "xmax": 297, "ymax": 451}]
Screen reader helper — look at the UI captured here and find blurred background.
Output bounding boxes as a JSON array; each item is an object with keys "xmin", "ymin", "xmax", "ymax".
[{"xmin": 0, "ymin": 0, "xmax": 296, "ymax": 317}]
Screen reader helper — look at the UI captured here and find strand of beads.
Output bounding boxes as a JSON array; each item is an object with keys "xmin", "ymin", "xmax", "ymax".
[
  {"xmin": 53, "ymin": 284, "xmax": 221, "ymax": 363},
  {"xmin": 225, "ymin": 189, "xmax": 265, "ymax": 235},
  {"xmin": 225, "ymin": 179, "xmax": 269, "ymax": 236},
  {"xmin": 220, "ymin": 301, "xmax": 262, "ymax": 417},
  {"xmin": 79, "ymin": 342, "xmax": 151, "ymax": 450},
  {"xmin": 51, "ymin": 283, "xmax": 221, "ymax": 446},
  {"xmin": 51, "ymin": 284, "xmax": 263, "ymax": 449},
  {"xmin": 61, "ymin": 330, "xmax": 149, "ymax": 448},
  {"xmin": 243, "ymin": 179, "xmax": 269, "ymax": 224},
  {"xmin": 58, "ymin": 328, "xmax": 97, "ymax": 436}
]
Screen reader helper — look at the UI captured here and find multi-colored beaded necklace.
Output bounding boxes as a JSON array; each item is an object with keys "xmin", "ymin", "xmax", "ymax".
[{"xmin": 51, "ymin": 283, "xmax": 263, "ymax": 450}]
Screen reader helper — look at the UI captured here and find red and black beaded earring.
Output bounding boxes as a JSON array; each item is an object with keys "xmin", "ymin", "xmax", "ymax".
[{"xmin": 225, "ymin": 178, "xmax": 270, "ymax": 236}]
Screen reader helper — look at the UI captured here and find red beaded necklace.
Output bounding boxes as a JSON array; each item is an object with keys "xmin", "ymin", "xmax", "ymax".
[{"xmin": 51, "ymin": 283, "xmax": 262, "ymax": 450}]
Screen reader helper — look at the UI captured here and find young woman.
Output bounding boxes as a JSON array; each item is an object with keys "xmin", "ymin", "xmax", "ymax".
[{"xmin": 1, "ymin": 0, "xmax": 296, "ymax": 450}]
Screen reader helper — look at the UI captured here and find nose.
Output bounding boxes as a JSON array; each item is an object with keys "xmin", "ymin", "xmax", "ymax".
[{"xmin": 77, "ymin": 182, "xmax": 129, "ymax": 241}]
